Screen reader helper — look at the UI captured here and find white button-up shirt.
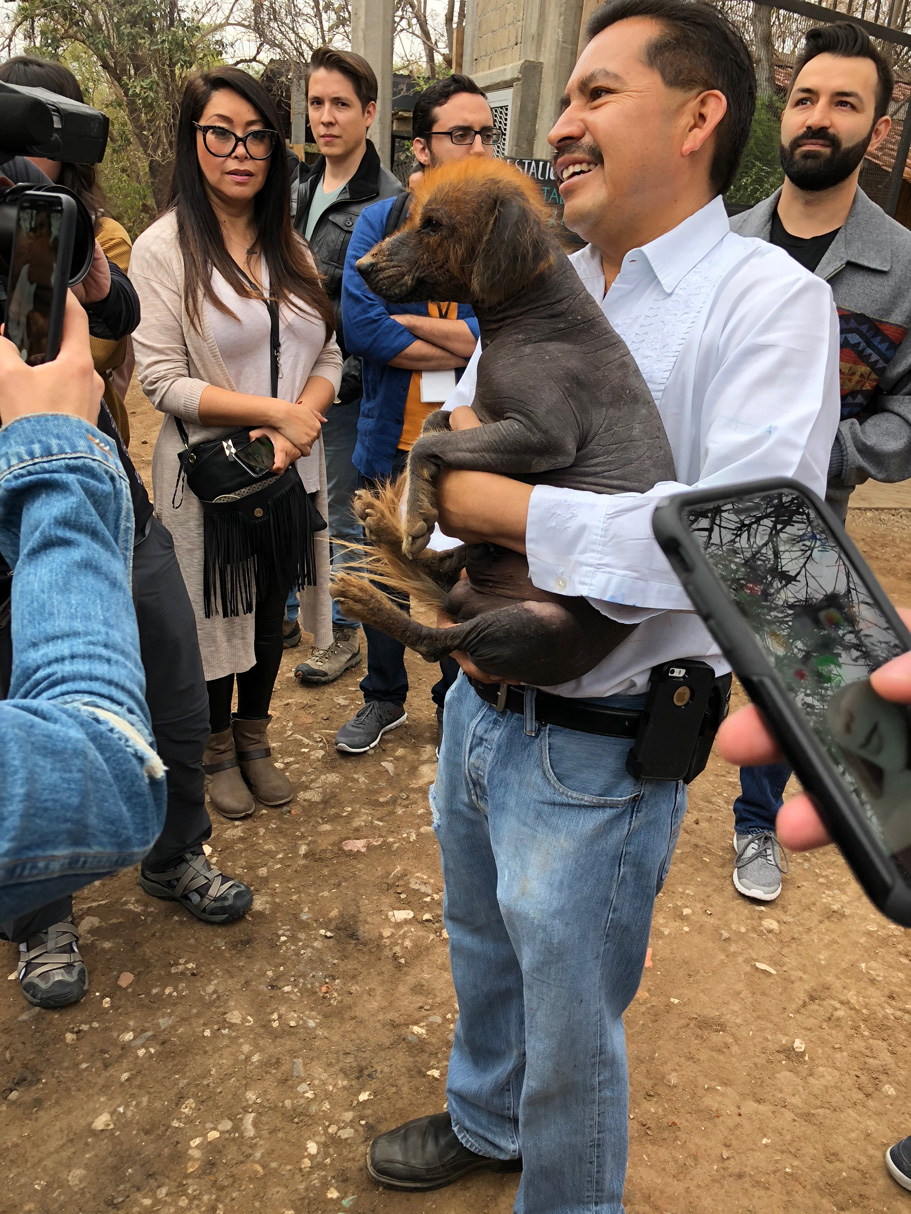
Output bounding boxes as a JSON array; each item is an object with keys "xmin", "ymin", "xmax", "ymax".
[{"xmin": 442, "ymin": 195, "xmax": 841, "ymax": 698}]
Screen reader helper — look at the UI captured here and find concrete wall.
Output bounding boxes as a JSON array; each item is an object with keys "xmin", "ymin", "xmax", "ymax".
[
  {"xmin": 464, "ymin": 0, "xmax": 587, "ymax": 158},
  {"xmin": 351, "ymin": 0, "xmax": 394, "ymax": 166},
  {"xmin": 469, "ymin": 0, "xmax": 525, "ymax": 76},
  {"xmin": 579, "ymin": 0, "xmax": 602, "ymax": 52}
]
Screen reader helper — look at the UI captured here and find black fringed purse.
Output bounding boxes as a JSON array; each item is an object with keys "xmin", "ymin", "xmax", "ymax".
[{"xmin": 172, "ymin": 289, "xmax": 326, "ymax": 618}]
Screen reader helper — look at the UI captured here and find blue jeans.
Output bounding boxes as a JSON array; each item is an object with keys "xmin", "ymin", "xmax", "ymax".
[
  {"xmin": 433, "ymin": 675, "xmax": 687, "ymax": 1214},
  {"xmin": 733, "ymin": 763, "xmax": 791, "ymax": 836},
  {"xmin": 323, "ymin": 398, "xmax": 362, "ymax": 630},
  {"xmin": 0, "ymin": 416, "xmax": 166, "ymax": 918}
]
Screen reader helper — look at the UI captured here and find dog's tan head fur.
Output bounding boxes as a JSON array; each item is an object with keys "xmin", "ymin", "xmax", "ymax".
[{"xmin": 357, "ymin": 158, "xmax": 557, "ymax": 310}]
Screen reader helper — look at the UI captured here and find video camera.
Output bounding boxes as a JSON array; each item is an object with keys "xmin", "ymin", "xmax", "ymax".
[{"xmin": 0, "ymin": 79, "xmax": 109, "ymax": 358}]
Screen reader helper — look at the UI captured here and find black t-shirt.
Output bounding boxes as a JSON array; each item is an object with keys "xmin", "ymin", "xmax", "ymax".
[{"xmin": 769, "ymin": 210, "xmax": 840, "ymax": 273}]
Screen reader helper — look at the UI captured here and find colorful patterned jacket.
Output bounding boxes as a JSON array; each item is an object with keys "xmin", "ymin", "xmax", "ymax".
[{"xmin": 731, "ymin": 187, "xmax": 911, "ymax": 517}]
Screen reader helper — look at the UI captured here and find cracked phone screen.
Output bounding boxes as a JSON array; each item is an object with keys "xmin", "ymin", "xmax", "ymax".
[{"xmin": 684, "ymin": 487, "xmax": 911, "ymax": 871}]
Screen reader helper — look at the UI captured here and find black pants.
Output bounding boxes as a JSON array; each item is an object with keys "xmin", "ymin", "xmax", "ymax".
[
  {"xmin": 205, "ymin": 575, "xmax": 289, "ymax": 731},
  {"xmin": 0, "ymin": 516, "xmax": 212, "ymax": 942},
  {"xmin": 357, "ymin": 452, "xmax": 457, "ymax": 709}
]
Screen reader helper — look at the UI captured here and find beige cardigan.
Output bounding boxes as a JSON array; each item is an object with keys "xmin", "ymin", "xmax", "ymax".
[{"xmin": 130, "ymin": 210, "xmax": 342, "ymax": 681}]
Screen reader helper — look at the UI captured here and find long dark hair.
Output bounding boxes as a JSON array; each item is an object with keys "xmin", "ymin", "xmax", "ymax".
[
  {"xmin": 0, "ymin": 55, "xmax": 109, "ymax": 227},
  {"xmin": 170, "ymin": 66, "xmax": 335, "ymax": 335}
]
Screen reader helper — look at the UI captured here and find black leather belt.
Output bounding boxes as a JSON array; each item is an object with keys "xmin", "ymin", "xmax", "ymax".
[{"xmin": 468, "ymin": 677, "xmax": 642, "ymax": 738}]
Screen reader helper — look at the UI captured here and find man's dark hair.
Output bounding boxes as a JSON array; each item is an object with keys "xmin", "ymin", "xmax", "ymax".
[
  {"xmin": 585, "ymin": 0, "xmax": 756, "ymax": 195},
  {"xmin": 0, "ymin": 55, "xmax": 108, "ymax": 224},
  {"xmin": 412, "ymin": 74, "xmax": 487, "ymax": 140},
  {"xmin": 308, "ymin": 46, "xmax": 378, "ymax": 110},
  {"xmin": 790, "ymin": 22, "xmax": 894, "ymax": 124}
]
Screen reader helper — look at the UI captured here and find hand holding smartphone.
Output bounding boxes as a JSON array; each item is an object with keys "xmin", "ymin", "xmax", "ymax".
[
  {"xmin": 0, "ymin": 291, "xmax": 103, "ymax": 425},
  {"xmin": 653, "ymin": 478, "xmax": 911, "ymax": 926}
]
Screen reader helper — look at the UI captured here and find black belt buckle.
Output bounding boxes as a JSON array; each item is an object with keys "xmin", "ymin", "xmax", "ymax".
[{"xmin": 495, "ymin": 682, "xmax": 509, "ymax": 712}]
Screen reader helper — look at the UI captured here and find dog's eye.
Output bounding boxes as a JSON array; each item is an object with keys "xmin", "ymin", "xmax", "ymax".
[{"xmin": 421, "ymin": 216, "xmax": 443, "ymax": 234}]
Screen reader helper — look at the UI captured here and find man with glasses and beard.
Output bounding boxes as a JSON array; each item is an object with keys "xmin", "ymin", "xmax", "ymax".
[{"xmin": 728, "ymin": 22, "xmax": 911, "ymax": 906}]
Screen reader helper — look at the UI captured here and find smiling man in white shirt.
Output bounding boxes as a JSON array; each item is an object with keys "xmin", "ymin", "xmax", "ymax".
[{"xmin": 366, "ymin": 2, "xmax": 840, "ymax": 1210}]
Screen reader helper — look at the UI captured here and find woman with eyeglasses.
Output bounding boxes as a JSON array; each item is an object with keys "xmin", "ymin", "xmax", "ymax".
[{"xmin": 131, "ymin": 66, "xmax": 342, "ymax": 820}]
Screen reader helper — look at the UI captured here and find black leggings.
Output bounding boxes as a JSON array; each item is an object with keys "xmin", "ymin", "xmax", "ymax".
[{"xmin": 206, "ymin": 577, "xmax": 289, "ymax": 732}]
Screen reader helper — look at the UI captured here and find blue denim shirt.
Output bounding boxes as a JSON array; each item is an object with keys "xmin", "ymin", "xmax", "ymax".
[
  {"xmin": 341, "ymin": 195, "xmax": 480, "ymax": 480},
  {"xmin": 0, "ymin": 414, "xmax": 166, "ymax": 916}
]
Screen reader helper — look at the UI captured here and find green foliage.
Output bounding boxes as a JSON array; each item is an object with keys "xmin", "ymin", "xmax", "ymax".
[
  {"xmin": 99, "ymin": 101, "xmax": 158, "ymax": 235},
  {"xmin": 36, "ymin": 44, "xmax": 157, "ymax": 235},
  {"xmin": 727, "ymin": 99, "xmax": 785, "ymax": 209},
  {"xmin": 13, "ymin": 0, "xmax": 226, "ymax": 208}
]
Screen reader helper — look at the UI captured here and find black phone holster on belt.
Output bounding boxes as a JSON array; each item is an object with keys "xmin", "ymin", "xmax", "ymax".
[{"xmin": 627, "ymin": 659, "xmax": 732, "ymax": 783}]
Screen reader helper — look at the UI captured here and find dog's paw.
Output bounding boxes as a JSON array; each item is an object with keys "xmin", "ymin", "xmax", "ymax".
[
  {"xmin": 402, "ymin": 514, "xmax": 435, "ymax": 558},
  {"xmin": 352, "ymin": 488, "xmax": 400, "ymax": 547},
  {"xmin": 352, "ymin": 489, "xmax": 379, "ymax": 526},
  {"xmin": 353, "ymin": 493, "xmax": 399, "ymax": 548},
  {"xmin": 329, "ymin": 572, "xmax": 376, "ymax": 623}
]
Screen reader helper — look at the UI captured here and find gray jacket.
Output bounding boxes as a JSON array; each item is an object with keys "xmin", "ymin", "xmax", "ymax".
[{"xmin": 731, "ymin": 187, "xmax": 911, "ymax": 514}]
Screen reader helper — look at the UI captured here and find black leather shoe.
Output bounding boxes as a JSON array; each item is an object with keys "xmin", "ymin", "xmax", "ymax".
[{"xmin": 367, "ymin": 1112, "xmax": 522, "ymax": 1191}]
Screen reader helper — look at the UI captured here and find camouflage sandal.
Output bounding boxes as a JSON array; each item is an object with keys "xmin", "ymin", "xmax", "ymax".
[
  {"xmin": 139, "ymin": 851, "xmax": 252, "ymax": 924},
  {"xmin": 18, "ymin": 921, "xmax": 87, "ymax": 1009}
]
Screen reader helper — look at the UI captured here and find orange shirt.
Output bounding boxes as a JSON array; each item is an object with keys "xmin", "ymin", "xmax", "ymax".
[{"xmin": 398, "ymin": 301, "xmax": 457, "ymax": 451}]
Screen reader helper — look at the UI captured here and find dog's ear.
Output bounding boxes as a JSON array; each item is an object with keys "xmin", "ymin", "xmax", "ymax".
[{"xmin": 469, "ymin": 192, "xmax": 554, "ymax": 307}]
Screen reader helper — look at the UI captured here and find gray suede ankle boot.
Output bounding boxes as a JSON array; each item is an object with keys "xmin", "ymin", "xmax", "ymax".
[
  {"xmin": 203, "ymin": 727, "xmax": 255, "ymax": 819},
  {"xmin": 233, "ymin": 716, "xmax": 293, "ymax": 806}
]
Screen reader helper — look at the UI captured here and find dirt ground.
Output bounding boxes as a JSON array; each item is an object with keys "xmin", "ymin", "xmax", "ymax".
[{"xmin": 4, "ymin": 385, "xmax": 911, "ymax": 1214}]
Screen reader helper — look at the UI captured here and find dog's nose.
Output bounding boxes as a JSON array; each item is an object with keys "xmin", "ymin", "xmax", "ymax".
[{"xmin": 356, "ymin": 252, "xmax": 376, "ymax": 273}]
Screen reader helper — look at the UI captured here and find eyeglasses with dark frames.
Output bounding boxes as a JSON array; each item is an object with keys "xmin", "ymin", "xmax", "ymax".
[
  {"xmin": 194, "ymin": 123, "xmax": 277, "ymax": 160},
  {"xmin": 422, "ymin": 127, "xmax": 503, "ymax": 147}
]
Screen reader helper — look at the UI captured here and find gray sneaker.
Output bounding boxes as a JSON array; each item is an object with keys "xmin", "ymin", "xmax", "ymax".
[
  {"xmin": 733, "ymin": 831, "xmax": 789, "ymax": 901},
  {"xmin": 18, "ymin": 921, "xmax": 87, "ymax": 1008},
  {"xmin": 294, "ymin": 625, "xmax": 361, "ymax": 685},
  {"xmin": 885, "ymin": 1136, "xmax": 911, "ymax": 1191},
  {"xmin": 336, "ymin": 700, "xmax": 407, "ymax": 754}
]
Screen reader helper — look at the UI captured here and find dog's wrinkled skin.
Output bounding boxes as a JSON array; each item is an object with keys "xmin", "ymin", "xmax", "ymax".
[{"xmin": 331, "ymin": 158, "xmax": 676, "ymax": 686}]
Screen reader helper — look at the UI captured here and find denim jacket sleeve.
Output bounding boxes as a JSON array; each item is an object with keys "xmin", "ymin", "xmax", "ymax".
[
  {"xmin": 0, "ymin": 415, "xmax": 166, "ymax": 917},
  {"xmin": 341, "ymin": 199, "xmax": 416, "ymax": 366}
]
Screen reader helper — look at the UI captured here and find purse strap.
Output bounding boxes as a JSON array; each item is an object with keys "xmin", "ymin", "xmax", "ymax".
[
  {"xmin": 237, "ymin": 264, "xmax": 281, "ymax": 397},
  {"xmin": 174, "ymin": 264, "xmax": 281, "ymax": 460}
]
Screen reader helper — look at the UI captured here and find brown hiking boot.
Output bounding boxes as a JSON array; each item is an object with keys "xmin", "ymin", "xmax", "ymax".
[
  {"xmin": 232, "ymin": 716, "xmax": 293, "ymax": 806},
  {"xmin": 203, "ymin": 727, "xmax": 255, "ymax": 819},
  {"xmin": 294, "ymin": 625, "xmax": 361, "ymax": 685}
]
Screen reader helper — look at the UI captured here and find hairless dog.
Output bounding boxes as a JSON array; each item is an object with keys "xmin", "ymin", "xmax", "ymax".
[{"xmin": 331, "ymin": 158, "xmax": 676, "ymax": 687}]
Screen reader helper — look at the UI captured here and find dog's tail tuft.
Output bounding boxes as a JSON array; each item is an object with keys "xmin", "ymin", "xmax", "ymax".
[{"xmin": 335, "ymin": 476, "xmax": 448, "ymax": 611}]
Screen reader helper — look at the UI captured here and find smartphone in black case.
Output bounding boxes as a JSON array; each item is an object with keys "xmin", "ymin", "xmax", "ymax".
[
  {"xmin": 5, "ymin": 191, "xmax": 77, "ymax": 365},
  {"xmin": 652, "ymin": 477, "xmax": 911, "ymax": 926}
]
